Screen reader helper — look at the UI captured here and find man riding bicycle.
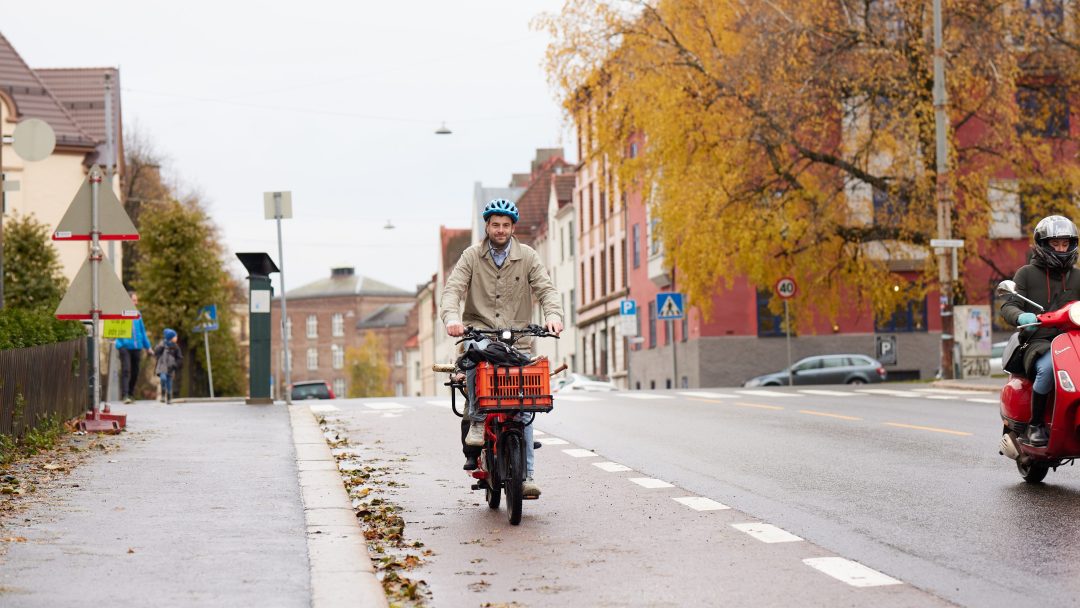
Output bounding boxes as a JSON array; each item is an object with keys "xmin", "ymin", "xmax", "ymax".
[{"xmin": 440, "ymin": 198, "xmax": 563, "ymax": 498}]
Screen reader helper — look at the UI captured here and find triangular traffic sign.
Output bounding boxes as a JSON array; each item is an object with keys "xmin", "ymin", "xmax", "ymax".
[
  {"xmin": 55, "ymin": 255, "xmax": 139, "ymax": 320},
  {"xmin": 53, "ymin": 165, "xmax": 138, "ymax": 241}
]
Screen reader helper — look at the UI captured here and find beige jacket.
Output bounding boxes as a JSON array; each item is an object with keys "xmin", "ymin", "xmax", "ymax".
[{"xmin": 440, "ymin": 237, "xmax": 563, "ymax": 347}]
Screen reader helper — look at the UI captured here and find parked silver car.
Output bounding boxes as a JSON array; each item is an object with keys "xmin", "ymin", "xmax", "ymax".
[
  {"xmin": 989, "ymin": 340, "xmax": 1008, "ymax": 376},
  {"xmin": 553, "ymin": 373, "xmax": 617, "ymax": 392},
  {"xmin": 743, "ymin": 354, "xmax": 887, "ymax": 387}
]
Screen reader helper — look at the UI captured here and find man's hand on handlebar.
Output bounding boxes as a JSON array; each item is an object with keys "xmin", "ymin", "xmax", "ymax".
[
  {"xmin": 545, "ymin": 320, "xmax": 563, "ymax": 336},
  {"xmin": 447, "ymin": 322, "xmax": 465, "ymax": 337}
]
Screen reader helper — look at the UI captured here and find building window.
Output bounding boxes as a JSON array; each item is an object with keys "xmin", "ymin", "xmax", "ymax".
[
  {"xmin": 600, "ymin": 250, "xmax": 607, "ymax": 296},
  {"xmin": 332, "ymin": 344, "xmax": 344, "ymax": 369},
  {"xmin": 648, "ymin": 301, "xmax": 657, "ymax": 349},
  {"xmin": 875, "ymin": 294, "xmax": 928, "ymax": 333},
  {"xmin": 757, "ymin": 290, "xmax": 787, "ymax": 337},
  {"xmin": 332, "ymin": 313, "xmax": 344, "ymax": 337},
  {"xmin": 307, "ymin": 347, "xmax": 318, "ymax": 370},
  {"xmin": 590, "ymin": 257, "xmax": 596, "ymax": 301},
  {"xmin": 394, "ymin": 350, "xmax": 404, "ymax": 366},
  {"xmin": 1016, "ymin": 84, "xmax": 1069, "ymax": 138},
  {"xmin": 681, "ymin": 314, "xmax": 688, "ymax": 343},
  {"xmin": 395, "ymin": 382, "xmax": 404, "ymax": 397},
  {"xmin": 306, "ymin": 315, "xmax": 318, "ymax": 338},
  {"xmin": 609, "ymin": 244, "xmax": 616, "ymax": 292},
  {"xmin": 581, "ymin": 262, "xmax": 586, "ymax": 304},
  {"xmin": 333, "ymin": 378, "xmax": 345, "ymax": 397},
  {"xmin": 560, "ymin": 227, "xmax": 565, "ymax": 262},
  {"xmin": 280, "ymin": 349, "xmax": 293, "ymax": 371},
  {"xmin": 570, "ymin": 289, "xmax": 577, "ymax": 323},
  {"xmin": 414, "ymin": 361, "xmax": 421, "ymax": 380},
  {"xmin": 988, "ymin": 180, "xmax": 1022, "ymax": 239},
  {"xmin": 621, "ymin": 239, "xmax": 628, "ymax": 288},
  {"xmin": 633, "ymin": 224, "xmax": 641, "ymax": 268},
  {"xmin": 569, "ymin": 221, "xmax": 575, "ymax": 254},
  {"xmin": 650, "ymin": 218, "xmax": 661, "ymax": 255}
]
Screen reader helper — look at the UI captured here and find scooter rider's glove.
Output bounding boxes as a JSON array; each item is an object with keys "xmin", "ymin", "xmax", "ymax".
[{"xmin": 1017, "ymin": 312, "xmax": 1038, "ymax": 332}]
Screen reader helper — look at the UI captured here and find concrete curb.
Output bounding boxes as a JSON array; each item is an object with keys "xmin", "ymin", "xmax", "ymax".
[{"xmin": 288, "ymin": 405, "xmax": 389, "ymax": 608}]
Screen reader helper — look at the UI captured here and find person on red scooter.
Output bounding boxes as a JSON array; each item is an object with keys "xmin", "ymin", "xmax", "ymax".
[{"xmin": 1001, "ymin": 215, "xmax": 1080, "ymax": 446}]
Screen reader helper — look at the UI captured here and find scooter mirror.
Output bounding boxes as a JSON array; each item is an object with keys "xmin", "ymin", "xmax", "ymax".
[{"xmin": 995, "ymin": 280, "xmax": 1017, "ymax": 297}]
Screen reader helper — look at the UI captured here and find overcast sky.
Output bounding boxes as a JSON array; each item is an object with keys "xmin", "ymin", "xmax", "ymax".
[{"xmin": 6, "ymin": 1, "xmax": 575, "ymax": 294}]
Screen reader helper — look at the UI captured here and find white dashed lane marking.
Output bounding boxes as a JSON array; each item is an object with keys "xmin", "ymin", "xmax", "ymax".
[
  {"xmin": 533, "ymin": 429, "xmax": 546, "ymax": 436},
  {"xmin": 629, "ymin": 477, "xmax": 674, "ymax": 489},
  {"xmin": 802, "ymin": 557, "xmax": 903, "ymax": 587},
  {"xmin": 966, "ymin": 398, "xmax": 998, "ymax": 404},
  {"xmin": 541, "ymin": 438, "xmax": 569, "ymax": 445},
  {"xmin": 562, "ymin": 448, "xmax": 598, "ymax": 458},
  {"xmin": 592, "ymin": 461, "xmax": 633, "ymax": 472},
  {"xmin": 620, "ymin": 393, "xmax": 675, "ymax": 400},
  {"xmin": 732, "ymin": 523, "xmax": 803, "ymax": 543},
  {"xmin": 736, "ymin": 390, "xmax": 801, "ymax": 397},
  {"xmin": 678, "ymin": 391, "xmax": 737, "ymax": 399},
  {"xmin": 856, "ymin": 389, "xmax": 919, "ymax": 398},
  {"xmin": 673, "ymin": 496, "xmax": 730, "ymax": 511},
  {"xmin": 797, "ymin": 389, "xmax": 852, "ymax": 397}
]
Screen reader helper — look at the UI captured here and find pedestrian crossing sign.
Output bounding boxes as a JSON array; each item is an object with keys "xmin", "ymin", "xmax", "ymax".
[{"xmin": 656, "ymin": 292, "xmax": 684, "ymax": 320}]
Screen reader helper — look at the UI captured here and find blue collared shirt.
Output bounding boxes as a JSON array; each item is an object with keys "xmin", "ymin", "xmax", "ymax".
[{"xmin": 489, "ymin": 243, "xmax": 509, "ymax": 268}]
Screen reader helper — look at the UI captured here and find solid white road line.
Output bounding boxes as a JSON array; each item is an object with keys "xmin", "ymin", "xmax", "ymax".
[
  {"xmin": 802, "ymin": 557, "xmax": 902, "ymax": 587},
  {"xmin": 533, "ymin": 429, "xmax": 547, "ymax": 435},
  {"xmin": 554, "ymin": 394, "xmax": 601, "ymax": 402},
  {"xmin": 562, "ymin": 448, "xmax": 598, "ymax": 458},
  {"xmin": 629, "ymin": 477, "xmax": 674, "ymax": 489},
  {"xmin": 856, "ymin": 389, "xmax": 919, "ymax": 398},
  {"xmin": 620, "ymin": 393, "xmax": 675, "ymax": 400},
  {"xmin": 364, "ymin": 402, "xmax": 408, "ymax": 410},
  {"xmin": 678, "ymin": 391, "xmax": 738, "ymax": 399},
  {"xmin": 926, "ymin": 395, "xmax": 953, "ymax": 400},
  {"xmin": 736, "ymin": 390, "xmax": 801, "ymax": 397},
  {"xmin": 966, "ymin": 398, "xmax": 998, "ymax": 404},
  {"xmin": 912, "ymin": 388, "xmax": 987, "ymax": 395},
  {"xmin": 309, "ymin": 404, "xmax": 340, "ymax": 413},
  {"xmin": 731, "ymin": 522, "xmax": 803, "ymax": 543},
  {"xmin": 673, "ymin": 496, "xmax": 730, "ymax": 511},
  {"xmin": 593, "ymin": 461, "xmax": 633, "ymax": 472},
  {"xmin": 541, "ymin": 438, "xmax": 569, "ymax": 445},
  {"xmin": 797, "ymin": 390, "xmax": 852, "ymax": 397}
]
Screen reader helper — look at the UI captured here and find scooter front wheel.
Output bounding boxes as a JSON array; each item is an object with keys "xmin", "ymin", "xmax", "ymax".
[{"xmin": 1017, "ymin": 459, "xmax": 1050, "ymax": 483}]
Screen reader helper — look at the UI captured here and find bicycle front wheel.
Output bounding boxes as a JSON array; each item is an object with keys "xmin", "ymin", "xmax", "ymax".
[{"xmin": 503, "ymin": 433, "xmax": 525, "ymax": 525}]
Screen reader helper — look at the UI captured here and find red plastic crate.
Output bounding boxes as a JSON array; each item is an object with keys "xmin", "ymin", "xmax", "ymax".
[{"xmin": 475, "ymin": 360, "xmax": 553, "ymax": 413}]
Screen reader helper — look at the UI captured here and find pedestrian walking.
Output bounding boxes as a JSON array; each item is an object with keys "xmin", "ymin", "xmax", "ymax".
[
  {"xmin": 114, "ymin": 291, "xmax": 151, "ymax": 403},
  {"xmin": 154, "ymin": 328, "xmax": 183, "ymax": 404}
]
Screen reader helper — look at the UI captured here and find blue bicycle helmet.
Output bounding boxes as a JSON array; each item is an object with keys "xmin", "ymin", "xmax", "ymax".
[{"xmin": 482, "ymin": 198, "xmax": 519, "ymax": 223}]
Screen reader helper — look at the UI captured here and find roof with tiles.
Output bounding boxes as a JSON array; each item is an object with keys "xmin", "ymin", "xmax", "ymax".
[
  {"xmin": 281, "ymin": 266, "xmax": 411, "ymax": 299},
  {"xmin": 36, "ymin": 67, "xmax": 121, "ymax": 154},
  {"xmin": 553, "ymin": 173, "xmax": 576, "ymax": 209},
  {"xmin": 357, "ymin": 302, "xmax": 416, "ymax": 329},
  {"xmin": 441, "ymin": 226, "xmax": 471, "ymax": 276},
  {"xmin": 0, "ymin": 33, "xmax": 96, "ymax": 148},
  {"xmin": 512, "ymin": 154, "xmax": 573, "ymax": 245}
]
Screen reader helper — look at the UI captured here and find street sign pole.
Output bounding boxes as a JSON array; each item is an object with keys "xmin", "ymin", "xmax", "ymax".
[
  {"xmin": 90, "ymin": 170, "xmax": 102, "ymax": 414},
  {"xmin": 203, "ymin": 330, "xmax": 215, "ymax": 399},
  {"xmin": 785, "ymin": 300, "xmax": 793, "ymax": 387},
  {"xmin": 670, "ymin": 319, "xmax": 677, "ymax": 389},
  {"xmin": 265, "ymin": 191, "xmax": 293, "ymax": 404}
]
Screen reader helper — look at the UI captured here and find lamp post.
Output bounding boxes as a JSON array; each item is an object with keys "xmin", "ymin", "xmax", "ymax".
[
  {"xmin": 264, "ymin": 191, "xmax": 293, "ymax": 403},
  {"xmin": 932, "ymin": 0, "xmax": 956, "ymax": 379}
]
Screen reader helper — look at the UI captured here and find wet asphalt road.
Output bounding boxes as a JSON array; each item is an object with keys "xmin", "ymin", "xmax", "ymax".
[{"xmin": 324, "ymin": 383, "xmax": 1079, "ymax": 607}]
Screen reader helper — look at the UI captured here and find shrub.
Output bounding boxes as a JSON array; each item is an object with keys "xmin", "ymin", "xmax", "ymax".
[{"xmin": 0, "ymin": 307, "xmax": 86, "ymax": 350}]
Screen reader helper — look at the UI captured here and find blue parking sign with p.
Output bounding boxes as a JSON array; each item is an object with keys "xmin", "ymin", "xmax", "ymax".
[{"xmin": 620, "ymin": 299, "xmax": 637, "ymax": 316}]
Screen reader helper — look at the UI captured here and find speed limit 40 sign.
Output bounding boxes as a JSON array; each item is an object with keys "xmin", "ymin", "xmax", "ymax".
[{"xmin": 775, "ymin": 277, "xmax": 797, "ymax": 300}]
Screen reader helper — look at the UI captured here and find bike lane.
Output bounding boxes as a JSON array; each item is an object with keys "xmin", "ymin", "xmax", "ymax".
[{"xmin": 321, "ymin": 396, "xmax": 956, "ymax": 607}]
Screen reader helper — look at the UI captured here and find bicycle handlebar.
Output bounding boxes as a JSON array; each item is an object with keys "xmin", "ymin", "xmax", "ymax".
[{"xmin": 456, "ymin": 324, "xmax": 560, "ymax": 344}]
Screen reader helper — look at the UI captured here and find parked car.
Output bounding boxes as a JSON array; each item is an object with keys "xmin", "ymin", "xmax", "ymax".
[
  {"xmin": 291, "ymin": 380, "xmax": 336, "ymax": 400},
  {"xmin": 989, "ymin": 340, "xmax": 1008, "ymax": 376},
  {"xmin": 553, "ymin": 373, "xmax": 617, "ymax": 392},
  {"xmin": 743, "ymin": 354, "xmax": 887, "ymax": 387}
]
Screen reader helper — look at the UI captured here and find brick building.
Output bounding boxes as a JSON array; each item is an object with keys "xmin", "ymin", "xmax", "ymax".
[{"xmin": 270, "ymin": 267, "xmax": 413, "ymax": 398}]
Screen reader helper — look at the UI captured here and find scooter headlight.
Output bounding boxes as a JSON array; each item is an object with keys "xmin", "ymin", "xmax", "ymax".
[
  {"xmin": 1058, "ymin": 369, "xmax": 1076, "ymax": 392},
  {"xmin": 1069, "ymin": 303, "xmax": 1080, "ymax": 327}
]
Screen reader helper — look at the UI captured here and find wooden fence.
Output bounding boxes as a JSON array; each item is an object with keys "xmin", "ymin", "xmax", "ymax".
[{"xmin": 0, "ymin": 338, "xmax": 88, "ymax": 437}]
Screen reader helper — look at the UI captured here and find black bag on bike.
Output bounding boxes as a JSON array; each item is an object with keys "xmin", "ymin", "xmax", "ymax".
[{"xmin": 457, "ymin": 338, "xmax": 531, "ymax": 370}]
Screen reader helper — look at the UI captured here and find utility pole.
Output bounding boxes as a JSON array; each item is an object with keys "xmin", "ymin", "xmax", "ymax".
[{"xmin": 933, "ymin": 0, "xmax": 956, "ymax": 379}]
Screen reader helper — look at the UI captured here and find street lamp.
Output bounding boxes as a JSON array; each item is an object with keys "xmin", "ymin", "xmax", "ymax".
[
  {"xmin": 435, "ymin": 122, "xmax": 452, "ymax": 135},
  {"xmin": 264, "ymin": 191, "xmax": 293, "ymax": 403}
]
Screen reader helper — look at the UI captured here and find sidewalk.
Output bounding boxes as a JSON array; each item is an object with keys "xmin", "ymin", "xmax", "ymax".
[{"xmin": 0, "ymin": 400, "xmax": 385, "ymax": 607}]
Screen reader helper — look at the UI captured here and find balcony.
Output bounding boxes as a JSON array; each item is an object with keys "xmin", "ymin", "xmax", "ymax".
[{"xmin": 648, "ymin": 252, "xmax": 670, "ymax": 288}]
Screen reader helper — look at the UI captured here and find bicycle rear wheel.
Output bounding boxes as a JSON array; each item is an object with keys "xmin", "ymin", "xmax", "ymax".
[{"xmin": 503, "ymin": 433, "xmax": 524, "ymax": 525}]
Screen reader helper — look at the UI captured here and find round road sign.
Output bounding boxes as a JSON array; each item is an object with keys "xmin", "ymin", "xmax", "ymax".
[
  {"xmin": 12, "ymin": 118, "xmax": 56, "ymax": 162},
  {"xmin": 775, "ymin": 277, "xmax": 797, "ymax": 300}
]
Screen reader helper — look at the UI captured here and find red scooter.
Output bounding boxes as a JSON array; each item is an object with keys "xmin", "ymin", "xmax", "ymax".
[{"xmin": 997, "ymin": 280, "xmax": 1080, "ymax": 483}]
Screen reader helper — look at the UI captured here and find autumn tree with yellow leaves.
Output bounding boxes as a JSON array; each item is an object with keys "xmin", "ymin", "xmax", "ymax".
[{"xmin": 540, "ymin": 0, "xmax": 1080, "ymax": 326}]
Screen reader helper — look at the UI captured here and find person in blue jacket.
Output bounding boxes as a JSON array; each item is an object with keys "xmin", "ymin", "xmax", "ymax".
[{"xmin": 115, "ymin": 291, "xmax": 152, "ymax": 403}]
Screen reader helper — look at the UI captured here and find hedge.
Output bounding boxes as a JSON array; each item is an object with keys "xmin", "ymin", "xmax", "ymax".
[{"xmin": 0, "ymin": 307, "xmax": 86, "ymax": 350}]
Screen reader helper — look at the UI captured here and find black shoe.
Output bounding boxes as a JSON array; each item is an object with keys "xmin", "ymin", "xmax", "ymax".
[
  {"xmin": 463, "ymin": 455, "xmax": 478, "ymax": 471},
  {"xmin": 1026, "ymin": 424, "xmax": 1049, "ymax": 447}
]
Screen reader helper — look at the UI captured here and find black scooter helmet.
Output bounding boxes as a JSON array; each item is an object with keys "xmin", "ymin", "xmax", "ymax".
[{"xmin": 1033, "ymin": 215, "xmax": 1079, "ymax": 269}]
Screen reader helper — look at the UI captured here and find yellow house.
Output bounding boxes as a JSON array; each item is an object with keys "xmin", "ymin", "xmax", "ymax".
[{"xmin": 0, "ymin": 33, "xmax": 125, "ymax": 285}]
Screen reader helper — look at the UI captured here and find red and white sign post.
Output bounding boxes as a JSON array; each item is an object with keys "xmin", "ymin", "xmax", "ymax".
[{"xmin": 775, "ymin": 277, "xmax": 797, "ymax": 386}]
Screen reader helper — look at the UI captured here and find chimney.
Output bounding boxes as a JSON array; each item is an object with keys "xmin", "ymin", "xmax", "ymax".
[{"xmin": 331, "ymin": 267, "xmax": 355, "ymax": 278}]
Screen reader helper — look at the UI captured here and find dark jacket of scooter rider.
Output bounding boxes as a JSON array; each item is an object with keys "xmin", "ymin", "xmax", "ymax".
[{"xmin": 1000, "ymin": 215, "xmax": 1080, "ymax": 445}]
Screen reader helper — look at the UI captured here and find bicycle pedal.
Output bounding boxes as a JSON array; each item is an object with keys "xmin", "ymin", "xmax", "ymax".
[
  {"xmin": 534, "ymin": 441, "xmax": 542, "ymax": 449},
  {"xmin": 524, "ymin": 495, "xmax": 539, "ymax": 500}
]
